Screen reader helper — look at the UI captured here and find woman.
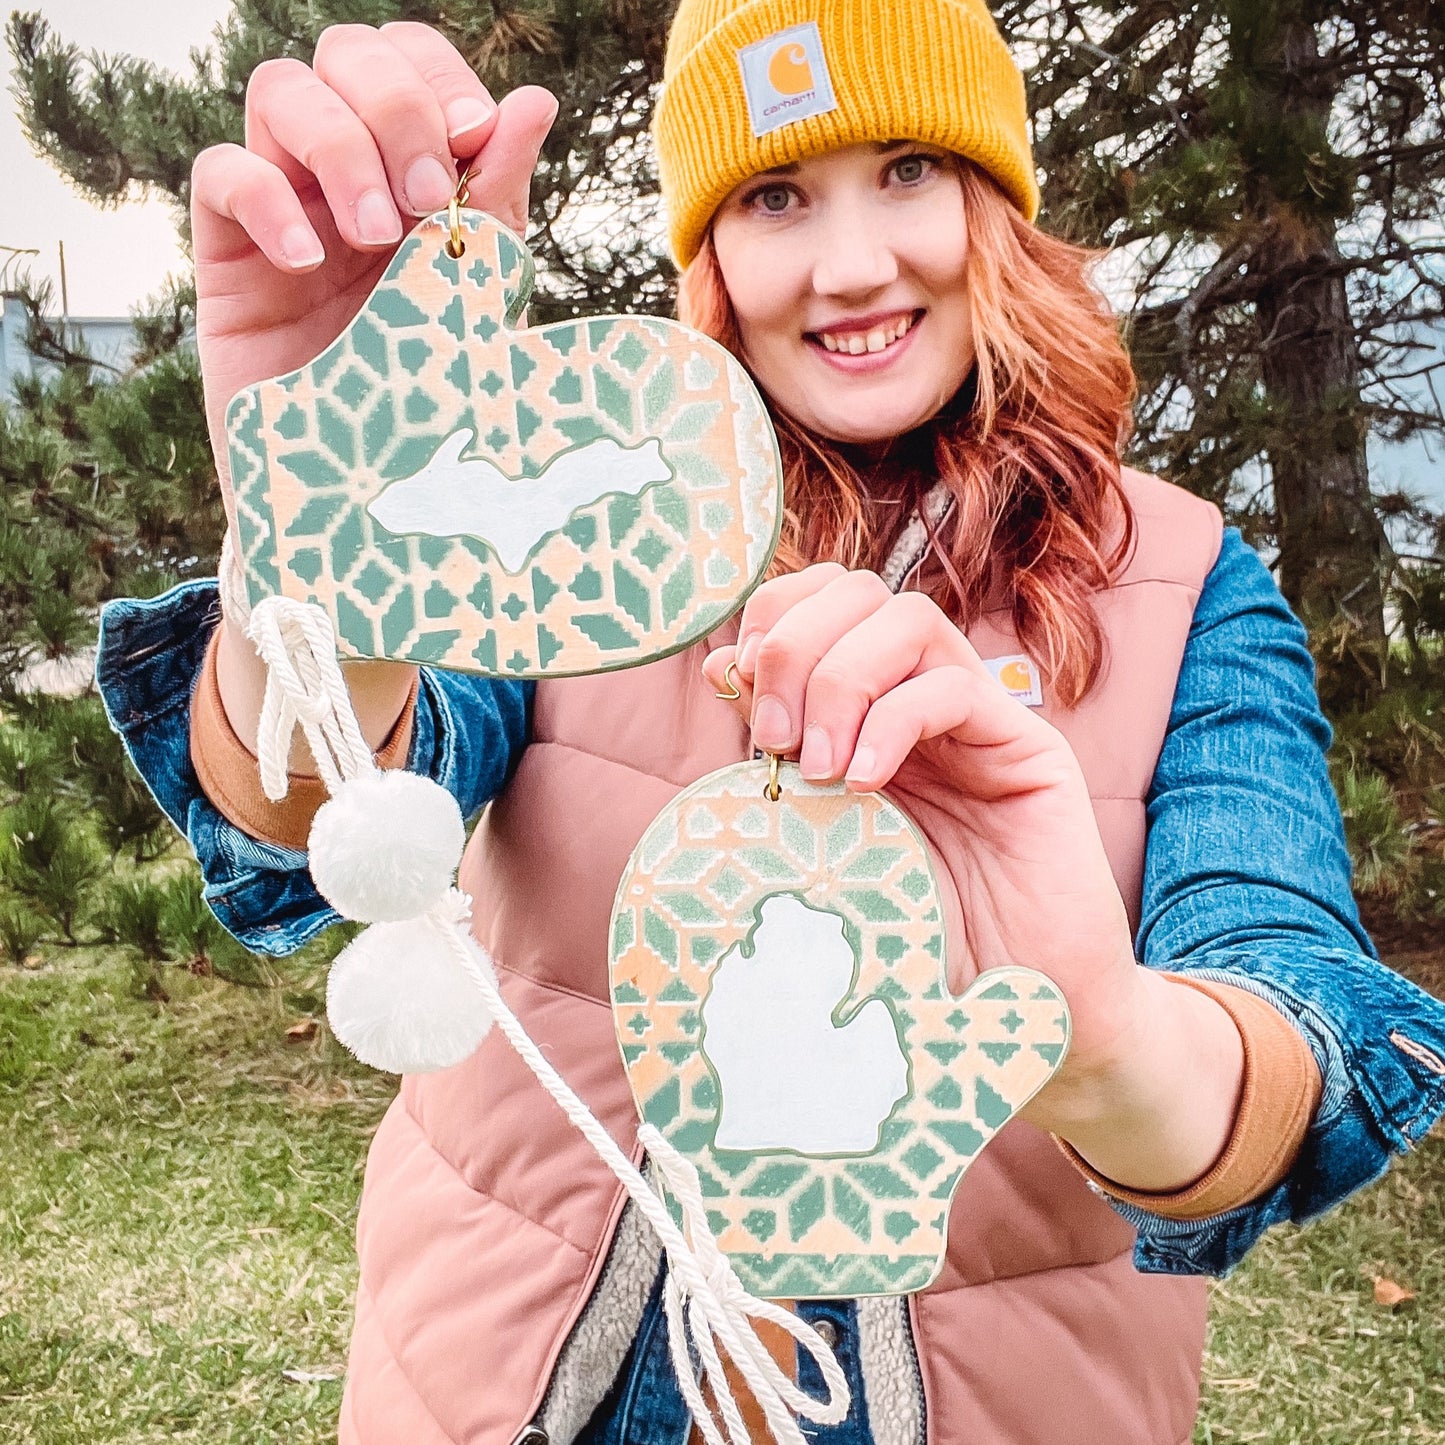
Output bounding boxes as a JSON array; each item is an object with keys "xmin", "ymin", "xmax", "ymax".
[{"xmin": 95, "ymin": 4, "xmax": 1445, "ymax": 1444}]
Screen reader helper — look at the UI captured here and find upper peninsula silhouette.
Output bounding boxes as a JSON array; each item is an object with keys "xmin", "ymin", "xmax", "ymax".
[{"xmin": 367, "ymin": 428, "xmax": 673, "ymax": 573}]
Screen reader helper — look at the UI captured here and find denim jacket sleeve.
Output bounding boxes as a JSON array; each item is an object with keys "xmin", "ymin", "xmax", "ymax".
[
  {"xmin": 95, "ymin": 579, "xmax": 532, "ymax": 957},
  {"xmin": 1116, "ymin": 528, "xmax": 1445, "ymax": 1276}
]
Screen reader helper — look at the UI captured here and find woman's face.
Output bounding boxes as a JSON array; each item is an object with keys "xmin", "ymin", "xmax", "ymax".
[{"xmin": 710, "ymin": 141, "xmax": 975, "ymax": 447}]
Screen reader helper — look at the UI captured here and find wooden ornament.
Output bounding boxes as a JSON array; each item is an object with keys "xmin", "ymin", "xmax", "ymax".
[
  {"xmin": 225, "ymin": 208, "xmax": 781, "ymax": 676},
  {"xmin": 610, "ymin": 760, "xmax": 1072, "ymax": 1299}
]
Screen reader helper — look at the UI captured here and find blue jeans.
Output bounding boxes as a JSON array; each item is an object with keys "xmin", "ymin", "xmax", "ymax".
[{"xmin": 579, "ymin": 1268, "xmax": 872, "ymax": 1445}]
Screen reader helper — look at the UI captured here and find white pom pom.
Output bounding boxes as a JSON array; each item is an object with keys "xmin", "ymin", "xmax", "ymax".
[
  {"xmin": 326, "ymin": 910, "xmax": 496, "ymax": 1074},
  {"xmin": 309, "ymin": 772, "xmax": 465, "ymax": 922}
]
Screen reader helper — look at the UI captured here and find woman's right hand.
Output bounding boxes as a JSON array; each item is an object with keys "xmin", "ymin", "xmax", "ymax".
[
  {"xmin": 192, "ymin": 23, "xmax": 556, "ymax": 763},
  {"xmin": 191, "ymin": 21, "xmax": 559, "ymax": 524}
]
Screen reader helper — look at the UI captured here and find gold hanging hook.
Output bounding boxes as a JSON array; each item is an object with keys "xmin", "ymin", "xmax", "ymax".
[
  {"xmin": 763, "ymin": 751, "xmax": 782, "ymax": 803},
  {"xmin": 447, "ymin": 165, "xmax": 475, "ymax": 259},
  {"xmin": 714, "ymin": 660, "xmax": 742, "ymax": 701}
]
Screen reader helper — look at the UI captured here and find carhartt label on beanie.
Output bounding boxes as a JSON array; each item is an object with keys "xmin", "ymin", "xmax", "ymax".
[{"xmin": 738, "ymin": 22, "xmax": 838, "ymax": 137}]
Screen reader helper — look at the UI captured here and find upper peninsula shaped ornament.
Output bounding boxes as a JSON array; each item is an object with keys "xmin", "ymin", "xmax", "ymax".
[
  {"xmin": 610, "ymin": 760, "xmax": 1072, "ymax": 1299},
  {"xmin": 225, "ymin": 206, "xmax": 782, "ymax": 676}
]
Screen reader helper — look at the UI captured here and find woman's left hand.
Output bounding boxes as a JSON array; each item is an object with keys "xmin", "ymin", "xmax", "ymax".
[{"xmin": 702, "ymin": 564, "xmax": 1153, "ymax": 1131}]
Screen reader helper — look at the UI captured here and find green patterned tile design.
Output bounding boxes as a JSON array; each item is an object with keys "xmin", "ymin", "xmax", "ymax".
[
  {"xmin": 226, "ymin": 209, "xmax": 782, "ymax": 676},
  {"xmin": 610, "ymin": 762, "xmax": 1072, "ymax": 1299}
]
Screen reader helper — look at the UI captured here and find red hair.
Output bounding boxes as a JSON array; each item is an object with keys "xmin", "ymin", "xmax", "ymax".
[{"xmin": 676, "ymin": 164, "xmax": 1137, "ymax": 707}]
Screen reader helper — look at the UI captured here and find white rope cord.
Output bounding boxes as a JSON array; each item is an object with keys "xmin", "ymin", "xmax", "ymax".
[
  {"xmin": 435, "ymin": 899, "xmax": 851, "ymax": 1445},
  {"xmin": 243, "ymin": 591, "xmax": 852, "ymax": 1445},
  {"xmin": 245, "ymin": 597, "xmax": 377, "ymax": 800},
  {"xmin": 218, "ymin": 530, "xmax": 251, "ymax": 629}
]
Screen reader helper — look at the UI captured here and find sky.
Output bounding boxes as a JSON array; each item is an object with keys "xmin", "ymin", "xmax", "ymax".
[{"xmin": 1, "ymin": 0, "xmax": 233, "ymax": 315}]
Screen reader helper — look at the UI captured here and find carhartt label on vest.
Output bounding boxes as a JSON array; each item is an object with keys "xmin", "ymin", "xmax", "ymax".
[
  {"xmin": 985, "ymin": 655, "xmax": 1044, "ymax": 707},
  {"xmin": 737, "ymin": 23, "xmax": 838, "ymax": 137}
]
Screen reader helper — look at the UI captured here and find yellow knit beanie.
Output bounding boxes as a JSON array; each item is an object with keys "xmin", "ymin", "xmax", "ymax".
[{"xmin": 653, "ymin": 0, "xmax": 1039, "ymax": 267}]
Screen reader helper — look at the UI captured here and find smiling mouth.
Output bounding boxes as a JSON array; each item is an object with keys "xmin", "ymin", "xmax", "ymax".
[{"xmin": 809, "ymin": 310, "xmax": 923, "ymax": 356}]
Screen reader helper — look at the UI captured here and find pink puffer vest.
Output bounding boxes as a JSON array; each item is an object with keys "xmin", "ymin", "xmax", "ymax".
[{"xmin": 339, "ymin": 470, "xmax": 1223, "ymax": 1445}]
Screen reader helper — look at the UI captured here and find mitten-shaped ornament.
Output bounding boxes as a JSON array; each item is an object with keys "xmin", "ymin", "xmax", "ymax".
[
  {"xmin": 611, "ymin": 758, "xmax": 1071, "ymax": 1298},
  {"xmin": 223, "ymin": 193, "xmax": 782, "ymax": 1074}
]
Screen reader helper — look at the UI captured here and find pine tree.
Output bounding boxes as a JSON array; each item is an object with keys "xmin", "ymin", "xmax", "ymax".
[
  {"xmin": 0, "ymin": 278, "xmax": 220, "ymax": 684},
  {"xmin": 0, "ymin": 278, "xmax": 218, "ymax": 964},
  {"xmin": 8, "ymin": 1, "xmax": 1443, "ymax": 920},
  {"xmin": 3, "ymin": 1, "xmax": 678, "ymax": 976},
  {"xmin": 998, "ymin": 0, "xmax": 1445, "ymax": 705},
  {"xmin": 16, "ymin": 0, "xmax": 1441, "ymax": 699},
  {"xmin": 8, "ymin": 0, "xmax": 677, "ymax": 320}
]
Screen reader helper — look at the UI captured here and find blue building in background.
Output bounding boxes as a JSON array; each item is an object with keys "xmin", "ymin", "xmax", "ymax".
[
  {"xmin": 1367, "ymin": 324, "xmax": 1445, "ymax": 523},
  {"xmin": 0, "ymin": 290, "xmax": 139, "ymax": 400}
]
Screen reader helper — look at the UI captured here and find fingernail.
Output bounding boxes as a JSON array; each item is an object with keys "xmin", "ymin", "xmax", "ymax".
[
  {"xmin": 739, "ymin": 633, "xmax": 761, "ymax": 676},
  {"xmin": 279, "ymin": 224, "xmax": 324, "ymax": 269},
  {"xmin": 752, "ymin": 696, "xmax": 793, "ymax": 751},
  {"xmin": 355, "ymin": 188, "xmax": 402, "ymax": 245},
  {"xmin": 446, "ymin": 97, "xmax": 495, "ymax": 139},
  {"xmin": 403, "ymin": 155, "xmax": 456, "ymax": 216},
  {"xmin": 799, "ymin": 725, "xmax": 833, "ymax": 780},
  {"xmin": 845, "ymin": 744, "xmax": 877, "ymax": 787}
]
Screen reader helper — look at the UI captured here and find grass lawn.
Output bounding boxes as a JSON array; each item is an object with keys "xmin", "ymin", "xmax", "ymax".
[
  {"xmin": 1, "ymin": 949, "xmax": 1442, "ymax": 1443},
  {"xmin": 0, "ymin": 951, "xmax": 392, "ymax": 1443}
]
